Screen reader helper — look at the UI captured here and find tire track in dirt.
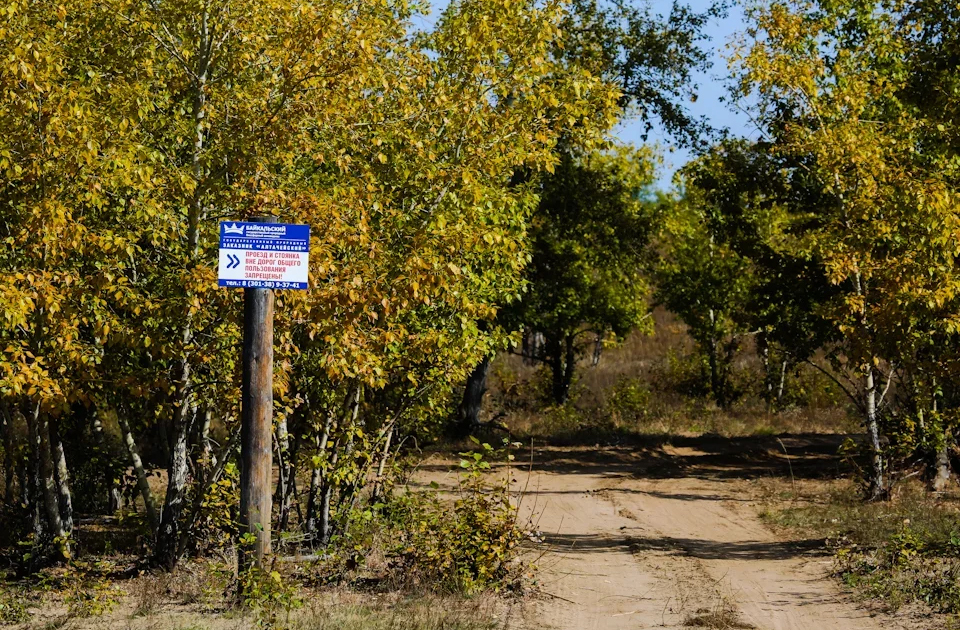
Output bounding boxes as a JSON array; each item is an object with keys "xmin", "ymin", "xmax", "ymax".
[
  {"xmin": 514, "ymin": 444, "xmax": 905, "ymax": 630},
  {"xmin": 515, "ymin": 472, "xmax": 708, "ymax": 629}
]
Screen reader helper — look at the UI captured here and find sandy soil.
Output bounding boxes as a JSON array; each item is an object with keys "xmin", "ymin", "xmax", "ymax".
[{"xmin": 424, "ymin": 436, "xmax": 928, "ymax": 630}]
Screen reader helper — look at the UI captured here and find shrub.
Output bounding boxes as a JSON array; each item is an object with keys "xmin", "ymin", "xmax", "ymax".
[
  {"xmin": 654, "ymin": 350, "xmax": 710, "ymax": 400},
  {"xmin": 237, "ymin": 565, "xmax": 302, "ymax": 627},
  {"xmin": 193, "ymin": 462, "xmax": 241, "ymax": 555},
  {"xmin": 65, "ymin": 577, "xmax": 121, "ymax": 618},
  {"xmin": 767, "ymin": 481, "xmax": 960, "ymax": 614},
  {"xmin": 606, "ymin": 376, "xmax": 652, "ymax": 424},
  {"xmin": 387, "ymin": 440, "xmax": 527, "ymax": 593}
]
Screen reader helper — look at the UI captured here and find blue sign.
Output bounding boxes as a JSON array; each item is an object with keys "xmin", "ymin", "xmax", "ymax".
[{"xmin": 218, "ymin": 221, "xmax": 311, "ymax": 289}]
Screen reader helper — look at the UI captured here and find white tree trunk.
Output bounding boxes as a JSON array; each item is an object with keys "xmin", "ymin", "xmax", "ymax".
[
  {"xmin": 118, "ymin": 415, "xmax": 159, "ymax": 530},
  {"xmin": 865, "ymin": 366, "xmax": 885, "ymax": 501}
]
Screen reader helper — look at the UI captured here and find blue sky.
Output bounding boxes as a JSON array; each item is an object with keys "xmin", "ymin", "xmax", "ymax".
[
  {"xmin": 417, "ymin": 1, "xmax": 757, "ymax": 189},
  {"xmin": 618, "ymin": 1, "xmax": 756, "ymax": 187}
]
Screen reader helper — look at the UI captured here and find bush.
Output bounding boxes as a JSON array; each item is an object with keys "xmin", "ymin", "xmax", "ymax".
[
  {"xmin": 654, "ymin": 350, "xmax": 711, "ymax": 400},
  {"xmin": 606, "ymin": 376, "xmax": 652, "ymax": 424},
  {"xmin": 387, "ymin": 440, "xmax": 527, "ymax": 593},
  {"xmin": 836, "ymin": 531, "xmax": 960, "ymax": 613},
  {"xmin": 193, "ymin": 462, "xmax": 241, "ymax": 555},
  {"xmin": 766, "ymin": 481, "xmax": 960, "ymax": 614},
  {"xmin": 64, "ymin": 577, "xmax": 121, "ymax": 618},
  {"xmin": 237, "ymin": 566, "xmax": 302, "ymax": 628}
]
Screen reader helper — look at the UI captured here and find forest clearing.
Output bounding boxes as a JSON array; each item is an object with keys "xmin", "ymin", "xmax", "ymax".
[{"xmin": 6, "ymin": 0, "xmax": 960, "ymax": 628}]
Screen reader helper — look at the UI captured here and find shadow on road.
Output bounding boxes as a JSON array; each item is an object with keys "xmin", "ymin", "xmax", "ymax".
[
  {"xmin": 419, "ymin": 432, "xmax": 858, "ymax": 482},
  {"xmin": 534, "ymin": 531, "xmax": 825, "ymax": 562}
]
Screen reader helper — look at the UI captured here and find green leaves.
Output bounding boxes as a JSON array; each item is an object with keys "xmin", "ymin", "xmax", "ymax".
[{"xmin": 496, "ymin": 144, "xmax": 656, "ymax": 403}]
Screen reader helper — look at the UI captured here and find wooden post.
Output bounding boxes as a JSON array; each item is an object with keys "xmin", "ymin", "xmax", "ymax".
[{"xmin": 240, "ymin": 216, "xmax": 275, "ymax": 569}]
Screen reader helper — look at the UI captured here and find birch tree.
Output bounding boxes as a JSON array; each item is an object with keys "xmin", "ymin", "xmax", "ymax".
[{"xmin": 734, "ymin": 0, "xmax": 960, "ymax": 498}]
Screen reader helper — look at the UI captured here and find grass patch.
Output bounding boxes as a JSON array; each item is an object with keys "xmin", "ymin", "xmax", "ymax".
[
  {"xmin": 295, "ymin": 597, "xmax": 500, "ymax": 629},
  {"xmin": 27, "ymin": 592, "xmax": 502, "ymax": 630},
  {"xmin": 683, "ymin": 607, "xmax": 755, "ymax": 629},
  {"xmin": 487, "ymin": 309, "xmax": 858, "ymax": 444},
  {"xmin": 764, "ymin": 481, "xmax": 960, "ymax": 552},
  {"xmin": 760, "ymin": 479, "xmax": 960, "ymax": 614},
  {"xmin": 0, "ymin": 586, "xmax": 30, "ymax": 624}
]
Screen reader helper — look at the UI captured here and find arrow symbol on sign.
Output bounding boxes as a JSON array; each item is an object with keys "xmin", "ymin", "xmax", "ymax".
[{"xmin": 227, "ymin": 254, "xmax": 240, "ymax": 269}]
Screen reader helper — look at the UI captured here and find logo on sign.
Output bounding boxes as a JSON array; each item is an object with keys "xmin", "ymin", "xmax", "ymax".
[
  {"xmin": 245, "ymin": 224, "xmax": 286, "ymax": 238},
  {"xmin": 223, "ymin": 223, "xmax": 245, "ymax": 235}
]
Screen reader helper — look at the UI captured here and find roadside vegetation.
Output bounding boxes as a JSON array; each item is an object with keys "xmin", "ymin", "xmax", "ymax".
[
  {"xmin": 757, "ymin": 477, "xmax": 960, "ymax": 619},
  {"xmin": 5, "ymin": 0, "xmax": 960, "ymax": 628}
]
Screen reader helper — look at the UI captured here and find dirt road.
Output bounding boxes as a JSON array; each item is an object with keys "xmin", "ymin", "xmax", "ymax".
[{"xmin": 425, "ymin": 436, "xmax": 916, "ymax": 630}]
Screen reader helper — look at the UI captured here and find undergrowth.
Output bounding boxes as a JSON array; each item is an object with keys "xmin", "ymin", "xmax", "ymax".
[
  {"xmin": 763, "ymin": 480, "xmax": 960, "ymax": 615},
  {"xmin": 387, "ymin": 440, "xmax": 527, "ymax": 593},
  {"xmin": 293, "ymin": 596, "xmax": 500, "ymax": 630},
  {"xmin": 306, "ymin": 438, "xmax": 529, "ymax": 595}
]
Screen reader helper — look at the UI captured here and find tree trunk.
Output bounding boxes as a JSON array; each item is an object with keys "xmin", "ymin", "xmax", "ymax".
[
  {"xmin": 453, "ymin": 357, "xmax": 491, "ymax": 438},
  {"xmin": 3, "ymin": 406, "xmax": 14, "ymax": 504},
  {"xmin": 305, "ymin": 411, "xmax": 334, "ymax": 535},
  {"xmin": 521, "ymin": 329, "xmax": 533, "ymax": 365},
  {"xmin": 371, "ymin": 424, "xmax": 395, "ymax": 504},
  {"xmin": 776, "ymin": 360, "xmax": 788, "ymax": 406},
  {"xmin": 305, "ymin": 452, "xmax": 323, "ymax": 536},
  {"xmin": 317, "ymin": 446, "xmax": 338, "ymax": 544},
  {"xmin": 25, "ymin": 405, "xmax": 43, "ymax": 544},
  {"xmin": 759, "ymin": 332, "xmax": 771, "ymax": 405},
  {"xmin": 550, "ymin": 336, "xmax": 564, "ymax": 404},
  {"xmin": 550, "ymin": 333, "xmax": 577, "ymax": 405},
  {"xmin": 522, "ymin": 329, "xmax": 544, "ymax": 365},
  {"xmin": 156, "ymin": 10, "xmax": 211, "ymax": 570},
  {"xmin": 109, "ymin": 487, "xmax": 121, "ymax": 514},
  {"xmin": 200, "ymin": 408, "xmax": 214, "ymax": 471},
  {"xmin": 707, "ymin": 336, "xmax": 722, "ymax": 407},
  {"xmin": 118, "ymin": 415, "xmax": 159, "ymax": 531},
  {"xmin": 563, "ymin": 334, "xmax": 576, "ymax": 401},
  {"xmin": 51, "ymin": 420, "xmax": 73, "ymax": 536},
  {"xmin": 154, "ymin": 397, "xmax": 195, "ymax": 569},
  {"xmin": 37, "ymin": 406, "xmax": 69, "ymax": 556},
  {"xmin": 278, "ymin": 426, "xmax": 301, "ymax": 533},
  {"xmin": 274, "ymin": 411, "xmax": 290, "ymax": 531},
  {"xmin": 931, "ymin": 385, "xmax": 951, "ymax": 493},
  {"xmin": 92, "ymin": 414, "xmax": 122, "ymax": 514},
  {"xmin": 865, "ymin": 367, "xmax": 885, "ymax": 501},
  {"xmin": 318, "ymin": 387, "xmax": 360, "ymax": 544},
  {"xmin": 592, "ymin": 332, "xmax": 604, "ymax": 367},
  {"xmin": 932, "ymin": 437, "xmax": 952, "ymax": 492}
]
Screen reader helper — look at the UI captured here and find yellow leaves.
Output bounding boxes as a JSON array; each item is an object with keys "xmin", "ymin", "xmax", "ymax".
[{"xmin": 0, "ymin": 0, "xmax": 598, "ymax": 425}]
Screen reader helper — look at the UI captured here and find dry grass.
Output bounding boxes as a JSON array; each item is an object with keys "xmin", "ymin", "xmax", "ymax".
[
  {"xmin": 8, "ymin": 560, "xmax": 507, "ymax": 630},
  {"xmin": 757, "ymin": 477, "xmax": 960, "ymax": 548},
  {"xmin": 21, "ymin": 590, "xmax": 504, "ymax": 630},
  {"xmin": 292, "ymin": 595, "xmax": 504, "ymax": 630},
  {"xmin": 756, "ymin": 476, "xmax": 960, "ymax": 618},
  {"xmin": 683, "ymin": 608, "xmax": 756, "ymax": 629},
  {"xmin": 487, "ymin": 309, "xmax": 857, "ymax": 443}
]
